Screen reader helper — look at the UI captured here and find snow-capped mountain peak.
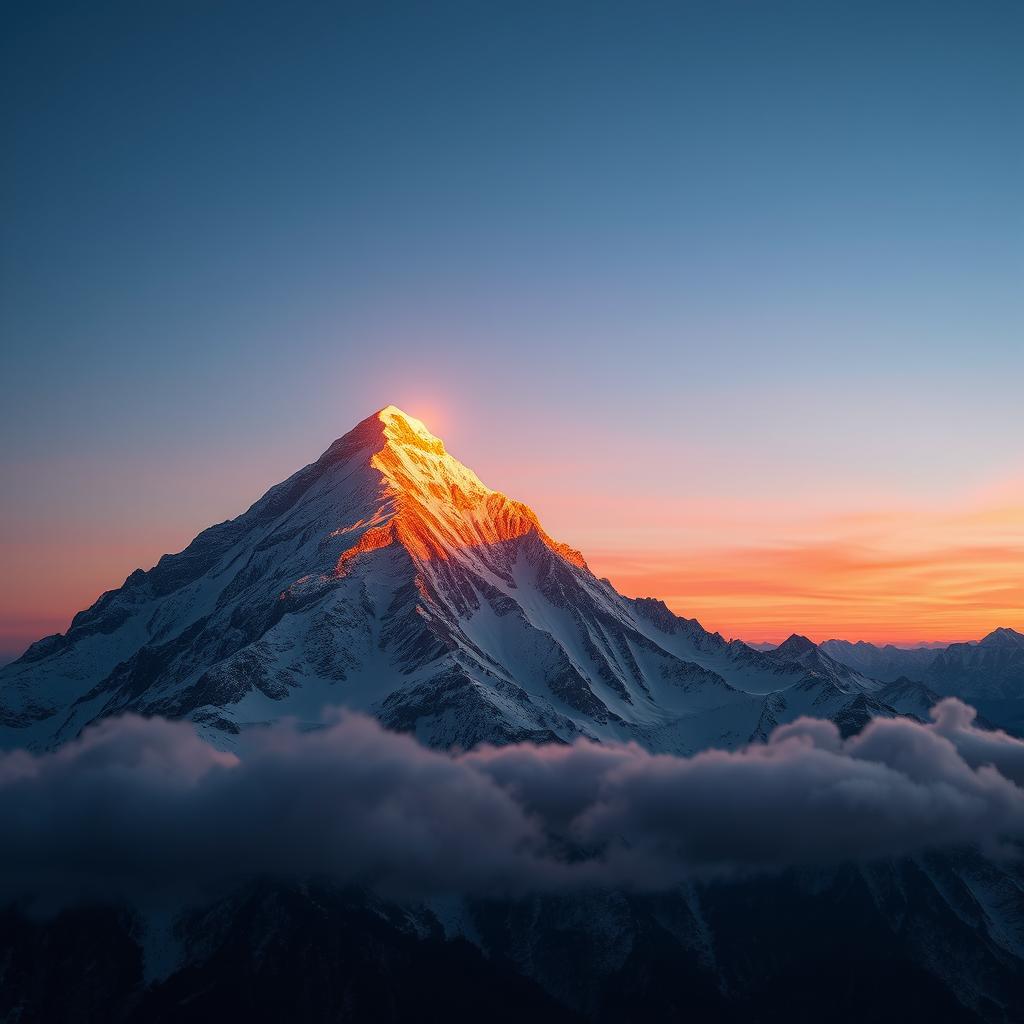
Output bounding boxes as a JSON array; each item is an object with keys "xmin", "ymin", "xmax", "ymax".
[
  {"xmin": 772, "ymin": 634, "xmax": 817, "ymax": 659},
  {"xmin": 980, "ymin": 626, "xmax": 1024, "ymax": 649},
  {"xmin": 332, "ymin": 405, "xmax": 586, "ymax": 573}
]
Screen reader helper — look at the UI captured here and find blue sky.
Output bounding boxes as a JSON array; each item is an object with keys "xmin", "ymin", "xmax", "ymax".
[{"xmin": 2, "ymin": 0, "xmax": 1022, "ymax": 653}]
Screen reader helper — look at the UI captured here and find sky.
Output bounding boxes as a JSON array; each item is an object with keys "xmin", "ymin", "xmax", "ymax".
[{"xmin": 1, "ymin": 0, "xmax": 1022, "ymax": 659}]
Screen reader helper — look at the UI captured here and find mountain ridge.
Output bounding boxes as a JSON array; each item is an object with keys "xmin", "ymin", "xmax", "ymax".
[
  {"xmin": 821, "ymin": 629, "xmax": 1024, "ymax": 734},
  {"xmin": 0, "ymin": 406, "xmax": 935, "ymax": 753}
]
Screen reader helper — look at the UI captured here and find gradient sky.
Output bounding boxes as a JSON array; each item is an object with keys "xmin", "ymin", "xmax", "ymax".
[{"xmin": 2, "ymin": 0, "xmax": 1022, "ymax": 659}]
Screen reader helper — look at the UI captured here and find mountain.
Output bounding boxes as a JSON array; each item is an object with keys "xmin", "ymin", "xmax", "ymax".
[
  {"xmin": 927, "ymin": 628, "xmax": 1024, "ymax": 699},
  {"xmin": 0, "ymin": 885, "xmax": 583, "ymax": 1024},
  {"xmin": 4, "ymin": 865, "xmax": 1017, "ymax": 1024},
  {"xmin": 0, "ymin": 407, "xmax": 930, "ymax": 753},
  {"xmin": 925, "ymin": 628, "xmax": 1024, "ymax": 736},
  {"xmin": 820, "ymin": 638, "xmax": 941, "ymax": 682},
  {"xmin": 770, "ymin": 632, "xmax": 880, "ymax": 691},
  {"xmin": 822, "ymin": 629, "xmax": 1024, "ymax": 735}
]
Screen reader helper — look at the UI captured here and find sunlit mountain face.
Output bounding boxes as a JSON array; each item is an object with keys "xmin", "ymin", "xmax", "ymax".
[{"xmin": 333, "ymin": 406, "xmax": 588, "ymax": 570}]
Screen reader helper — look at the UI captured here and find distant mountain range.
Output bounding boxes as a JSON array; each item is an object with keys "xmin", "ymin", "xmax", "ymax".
[
  {"xmin": 821, "ymin": 628, "xmax": 1024, "ymax": 734},
  {"xmin": 1, "ymin": 406, "xmax": 1022, "ymax": 1022},
  {"xmin": 818, "ymin": 637, "xmax": 946, "ymax": 680}
]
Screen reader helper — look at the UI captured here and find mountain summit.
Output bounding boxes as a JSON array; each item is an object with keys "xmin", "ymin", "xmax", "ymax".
[
  {"xmin": 332, "ymin": 406, "xmax": 586, "ymax": 573},
  {"xmin": 980, "ymin": 626, "xmax": 1024, "ymax": 649},
  {"xmin": 0, "ymin": 408, "xmax": 933, "ymax": 751}
]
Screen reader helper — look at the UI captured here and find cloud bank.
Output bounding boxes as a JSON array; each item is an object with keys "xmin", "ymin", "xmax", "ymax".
[{"xmin": 2, "ymin": 699, "xmax": 1023, "ymax": 909}]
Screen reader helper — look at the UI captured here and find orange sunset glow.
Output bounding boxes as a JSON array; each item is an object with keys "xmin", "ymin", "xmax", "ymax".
[
  {"xmin": 583, "ymin": 489, "xmax": 1024, "ymax": 645},
  {"xmin": 3, "ymin": 428, "xmax": 1021, "ymax": 661}
]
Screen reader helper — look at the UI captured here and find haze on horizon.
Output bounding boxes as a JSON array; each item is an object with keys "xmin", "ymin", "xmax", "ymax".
[{"xmin": 2, "ymin": 2, "xmax": 1022, "ymax": 658}]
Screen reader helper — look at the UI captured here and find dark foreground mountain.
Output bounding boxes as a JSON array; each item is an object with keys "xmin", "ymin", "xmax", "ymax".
[
  {"xmin": 2, "ymin": 862, "xmax": 1017, "ymax": 1024},
  {"xmin": 1, "ymin": 407, "xmax": 1022, "ymax": 1022}
]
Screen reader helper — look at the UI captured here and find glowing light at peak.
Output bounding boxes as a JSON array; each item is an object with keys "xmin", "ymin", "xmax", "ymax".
[{"xmin": 377, "ymin": 401, "xmax": 450, "ymax": 446}]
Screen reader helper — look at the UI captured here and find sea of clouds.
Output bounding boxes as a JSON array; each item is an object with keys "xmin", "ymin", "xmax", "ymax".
[{"xmin": 2, "ymin": 698, "xmax": 1024, "ymax": 910}]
